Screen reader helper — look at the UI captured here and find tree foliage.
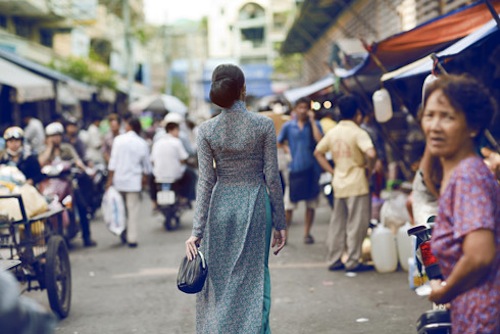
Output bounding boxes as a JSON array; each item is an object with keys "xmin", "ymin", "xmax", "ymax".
[
  {"xmin": 49, "ymin": 56, "xmax": 117, "ymax": 89},
  {"xmin": 170, "ymin": 77, "xmax": 190, "ymax": 106}
]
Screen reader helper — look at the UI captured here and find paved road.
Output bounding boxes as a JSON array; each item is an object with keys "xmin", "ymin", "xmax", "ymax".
[{"xmin": 28, "ymin": 194, "xmax": 429, "ymax": 334}]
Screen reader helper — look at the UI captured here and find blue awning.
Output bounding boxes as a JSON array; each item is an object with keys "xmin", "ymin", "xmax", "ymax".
[
  {"xmin": 382, "ymin": 17, "xmax": 500, "ymax": 81},
  {"xmin": 283, "ymin": 74, "xmax": 335, "ymax": 104}
]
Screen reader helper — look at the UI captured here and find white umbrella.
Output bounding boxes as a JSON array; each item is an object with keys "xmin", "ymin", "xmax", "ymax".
[{"xmin": 129, "ymin": 94, "xmax": 188, "ymax": 116}]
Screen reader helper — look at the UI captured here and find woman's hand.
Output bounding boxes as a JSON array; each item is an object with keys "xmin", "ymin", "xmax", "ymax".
[
  {"xmin": 429, "ymin": 280, "xmax": 451, "ymax": 307},
  {"xmin": 185, "ymin": 236, "xmax": 201, "ymax": 261},
  {"xmin": 272, "ymin": 229, "xmax": 287, "ymax": 255}
]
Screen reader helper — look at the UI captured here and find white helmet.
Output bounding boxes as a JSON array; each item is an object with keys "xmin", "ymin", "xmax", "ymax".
[
  {"xmin": 3, "ymin": 126, "xmax": 24, "ymax": 140},
  {"xmin": 45, "ymin": 122, "xmax": 64, "ymax": 136},
  {"xmin": 163, "ymin": 112, "xmax": 184, "ymax": 125}
]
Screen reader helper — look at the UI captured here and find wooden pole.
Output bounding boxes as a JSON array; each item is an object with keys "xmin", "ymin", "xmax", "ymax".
[{"xmin": 484, "ymin": 0, "xmax": 500, "ymax": 28}]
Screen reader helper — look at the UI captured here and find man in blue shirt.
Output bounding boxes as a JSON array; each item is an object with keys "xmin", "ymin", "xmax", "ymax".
[{"xmin": 278, "ymin": 97, "xmax": 323, "ymax": 244}]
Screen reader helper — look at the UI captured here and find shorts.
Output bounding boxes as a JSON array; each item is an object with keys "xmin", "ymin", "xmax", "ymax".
[{"xmin": 284, "ymin": 185, "xmax": 320, "ymax": 211}]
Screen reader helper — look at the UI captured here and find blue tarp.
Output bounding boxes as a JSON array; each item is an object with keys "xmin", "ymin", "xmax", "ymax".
[{"xmin": 337, "ymin": 0, "xmax": 499, "ymax": 79}]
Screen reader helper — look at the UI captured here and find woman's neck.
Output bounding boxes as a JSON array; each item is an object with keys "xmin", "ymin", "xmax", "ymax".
[{"xmin": 440, "ymin": 148, "xmax": 477, "ymax": 195}]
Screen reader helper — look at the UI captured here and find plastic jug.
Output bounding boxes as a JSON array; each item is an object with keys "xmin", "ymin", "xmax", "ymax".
[
  {"xmin": 370, "ymin": 222, "xmax": 398, "ymax": 273},
  {"xmin": 372, "ymin": 88, "xmax": 393, "ymax": 123},
  {"xmin": 396, "ymin": 222, "xmax": 414, "ymax": 272}
]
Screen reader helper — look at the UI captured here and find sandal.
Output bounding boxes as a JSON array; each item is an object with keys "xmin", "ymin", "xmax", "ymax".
[{"xmin": 304, "ymin": 235, "xmax": 315, "ymax": 244}]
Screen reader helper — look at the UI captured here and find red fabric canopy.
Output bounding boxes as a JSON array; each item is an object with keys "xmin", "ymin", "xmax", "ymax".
[{"xmin": 342, "ymin": 0, "xmax": 500, "ymax": 78}]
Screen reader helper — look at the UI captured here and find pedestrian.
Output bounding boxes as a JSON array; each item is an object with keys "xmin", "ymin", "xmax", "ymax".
[
  {"xmin": 0, "ymin": 127, "xmax": 43, "ymax": 186},
  {"xmin": 277, "ymin": 97, "xmax": 323, "ymax": 244},
  {"xmin": 150, "ymin": 116, "xmax": 197, "ymax": 211},
  {"xmin": 85, "ymin": 115, "xmax": 104, "ymax": 166},
  {"xmin": 184, "ymin": 64, "xmax": 286, "ymax": 334},
  {"xmin": 102, "ymin": 113, "xmax": 123, "ymax": 165},
  {"xmin": 314, "ymin": 94, "xmax": 376, "ymax": 272},
  {"xmin": 420, "ymin": 74, "xmax": 500, "ymax": 333},
  {"xmin": 22, "ymin": 112, "xmax": 45, "ymax": 154},
  {"xmin": 38, "ymin": 122, "xmax": 97, "ymax": 247},
  {"xmin": 63, "ymin": 119, "xmax": 87, "ymax": 165},
  {"xmin": 106, "ymin": 116, "xmax": 152, "ymax": 248},
  {"xmin": 361, "ymin": 112, "xmax": 387, "ymax": 198}
]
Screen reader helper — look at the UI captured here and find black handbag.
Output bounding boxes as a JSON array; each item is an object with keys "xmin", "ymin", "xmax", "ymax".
[
  {"xmin": 177, "ymin": 251, "xmax": 208, "ymax": 294},
  {"xmin": 289, "ymin": 166, "xmax": 320, "ymax": 202}
]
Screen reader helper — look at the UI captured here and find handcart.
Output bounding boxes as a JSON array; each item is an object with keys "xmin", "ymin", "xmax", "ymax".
[{"xmin": 0, "ymin": 193, "xmax": 72, "ymax": 318}]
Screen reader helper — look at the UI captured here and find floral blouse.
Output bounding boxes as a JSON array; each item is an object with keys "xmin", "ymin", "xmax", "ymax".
[{"xmin": 432, "ymin": 156, "xmax": 500, "ymax": 333}]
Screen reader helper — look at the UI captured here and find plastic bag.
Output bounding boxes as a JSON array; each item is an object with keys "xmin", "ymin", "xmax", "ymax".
[
  {"xmin": 380, "ymin": 190, "xmax": 411, "ymax": 234},
  {"xmin": 101, "ymin": 186, "xmax": 126, "ymax": 236},
  {"xmin": 0, "ymin": 182, "xmax": 48, "ymax": 221}
]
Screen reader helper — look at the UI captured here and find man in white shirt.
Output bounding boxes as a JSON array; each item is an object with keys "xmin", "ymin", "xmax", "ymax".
[
  {"xmin": 22, "ymin": 114, "xmax": 45, "ymax": 154},
  {"xmin": 106, "ymin": 116, "xmax": 152, "ymax": 248},
  {"xmin": 150, "ymin": 118, "xmax": 197, "ymax": 210},
  {"xmin": 85, "ymin": 116, "xmax": 104, "ymax": 166}
]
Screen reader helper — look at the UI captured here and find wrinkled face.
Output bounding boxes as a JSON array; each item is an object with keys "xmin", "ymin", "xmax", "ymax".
[
  {"xmin": 421, "ymin": 89, "xmax": 473, "ymax": 160},
  {"xmin": 6, "ymin": 138, "xmax": 22, "ymax": 152},
  {"xmin": 294, "ymin": 102, "xmax": 310, "ymax": 121}
]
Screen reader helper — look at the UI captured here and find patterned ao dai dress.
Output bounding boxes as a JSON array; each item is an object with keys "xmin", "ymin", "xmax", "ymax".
[
  {"xmin": 192, "ymin": 100, "xmax": 286, "ymax": 334},
  {"xmin": 432, "ymin": 156, "xmax": 500, "ymax": 333}
]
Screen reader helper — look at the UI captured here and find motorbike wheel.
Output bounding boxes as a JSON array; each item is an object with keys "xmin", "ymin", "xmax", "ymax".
[
  {"xmin": 162, "ymin": 206, "xmax": 179, "ymax": 231},
  {"xmin": 45, "ymin": 235, "xmax": 72, "ymax": 318}
]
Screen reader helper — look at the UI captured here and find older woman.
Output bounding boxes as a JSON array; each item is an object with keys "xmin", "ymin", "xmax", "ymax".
[{"xmin": 421, "ymin": 74, "xmax": 499, "ymax": 333}]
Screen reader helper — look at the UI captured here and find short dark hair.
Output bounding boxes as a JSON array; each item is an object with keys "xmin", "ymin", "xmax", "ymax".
[
  {"xmin": 209, "ymin": 64, "xmax": 245, "ymax": 109},
  {"xmin": 165, "ymin": 122, "xmax": 179, "ymax": 133},
  {"xmin": 295, "ymin": 97, "xmax": 311, "ymax": 108},
  {"xmin": 422, "ymin": 74, "xmax": 497, "ymax": 137},
  {"xmin": 108, "ymin": 113, "xmax": 121, "ymax": 124},
  {"xmin": 127, "ymin": 117, "xmax": 142, "ymax": 135},
  {"xmin": 337, "ymin": 95, "xmax": 359, "ymax": 120}
]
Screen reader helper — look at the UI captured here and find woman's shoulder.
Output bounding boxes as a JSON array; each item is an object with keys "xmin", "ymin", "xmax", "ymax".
[{"xmin": 453, "ymin": 156, "xmax": 498, "ymax": 188}]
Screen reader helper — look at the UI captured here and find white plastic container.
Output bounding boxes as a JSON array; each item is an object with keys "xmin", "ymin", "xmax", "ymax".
[
  {"xmin": 396, "ymin": 222, "xmax": 414, "ymax": 272},
  {"xmin": 370, "ymin": 223, "xmax": 398, "ymax": 273},
  {"xmin": 372, "ymin": 88, "xmax": 393, "ymax": 123}
]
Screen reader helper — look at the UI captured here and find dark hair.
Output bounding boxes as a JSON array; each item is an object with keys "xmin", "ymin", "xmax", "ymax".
[
  {"xmin": 165, "ymin": 122, "xmax": 179, "ymax": 132},
  {"xmin": 422, "ymin": 74, "xmax": 497, "ymax": 136},
  {"xmin": 295, "ymin": 97, "xmax": 311, "ymax": 108},
  {"xmin": 127, "ymin": 117, "xmax": 142, "ymax": 135},
  {"xmin": 337, "ymin": 94, "xmax": 359, "ymax": 120},
  {"xmin": 108, "ymin": 113, "xmax": 121, "ymax": 124},
  {"xmin": 209, "ymin": 64, "xmax": 245, "ymax": 108}
]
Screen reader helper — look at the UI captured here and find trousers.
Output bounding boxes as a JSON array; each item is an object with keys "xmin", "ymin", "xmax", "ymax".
[{"xmin": 326, "ymin": 194, "xmax": 370, "ymax": 269}]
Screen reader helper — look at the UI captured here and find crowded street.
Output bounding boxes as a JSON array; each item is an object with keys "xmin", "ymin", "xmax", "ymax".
[
  {"xmin": 27, "ymin": 196, "xmax": 429, "ymax": 334},
  {"xmin": 1, "ymin": 1, "xmax": 500, "ymax": 333}
]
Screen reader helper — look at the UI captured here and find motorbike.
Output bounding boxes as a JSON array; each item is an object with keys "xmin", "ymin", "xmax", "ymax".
[
  {"xmin": 156, "ymin": 183, "xmax": 192, "ymax": 231},
  {"xmin": 38, "ymin": 161, "xmax": 84, "ymax": 244},
  {"xmin": 407, "ymin": 216, "xmax": 451, "ymax": 334},
  {"xmin": 319, "ymin": 171, "xmax": 334, "ymax": 208}
]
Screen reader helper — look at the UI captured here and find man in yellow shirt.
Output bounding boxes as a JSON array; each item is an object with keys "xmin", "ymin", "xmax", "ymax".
[{"xmin": 314, "ymin": 95, "xmax": 376, "ymax": 272}]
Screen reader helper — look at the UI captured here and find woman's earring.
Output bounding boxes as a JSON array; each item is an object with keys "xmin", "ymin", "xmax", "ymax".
[{"xmin": 470, "ymin": 132, "xmax": 477, "ymax": 138}]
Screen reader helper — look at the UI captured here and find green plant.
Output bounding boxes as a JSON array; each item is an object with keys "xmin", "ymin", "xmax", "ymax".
[
  {"xmin": 49, "ymin": 56, "xmax": 117, "ymax": 89},
  {"xmin": 170, "ymin": 77, "xmax": 190, "ymax": 106}
]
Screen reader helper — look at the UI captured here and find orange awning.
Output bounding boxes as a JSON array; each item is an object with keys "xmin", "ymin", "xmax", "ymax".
[{"xmin": 340, "ymin": 0, "xmax": 500, "ymax": 78}]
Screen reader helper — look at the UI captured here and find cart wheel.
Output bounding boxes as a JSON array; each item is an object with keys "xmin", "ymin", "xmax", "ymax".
[{"xmin": 45, "ymin": 235, "xmax": 72, "ymax": 318}]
